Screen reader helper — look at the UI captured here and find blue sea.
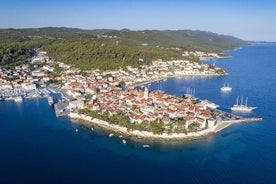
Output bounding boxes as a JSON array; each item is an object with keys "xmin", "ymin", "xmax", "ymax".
[{"xmin": 1, "ymin": 43, "xmax": 276, "ymax": 184}]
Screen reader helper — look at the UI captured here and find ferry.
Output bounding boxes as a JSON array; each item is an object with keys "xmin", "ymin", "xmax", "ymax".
[
  {"xmin": 220, "ymin": 83, "xmax": 232, "ymax": 92},
  {"xmin": 14, "ymin": 96, "xmax": 23, "ymax": 102},
  {"xmin": 231, "ymin": 96, "xmax": 256, "ymax": 112}
]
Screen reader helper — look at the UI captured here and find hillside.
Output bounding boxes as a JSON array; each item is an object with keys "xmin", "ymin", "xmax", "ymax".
[
  {"xmin": 0, "ymin": 27, "xmax": 247, "ymax": 51},
  {"xmin": 0, "ymin": 27, "xmax": 248, "ymax": 70},
  {"xmin": 42, "ymin": 41, "xmax": 186, "ymax": 71}
]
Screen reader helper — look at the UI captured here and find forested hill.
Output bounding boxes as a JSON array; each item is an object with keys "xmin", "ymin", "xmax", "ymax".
[
  {"xmin": 0, "ymin": 27, "xmax": 248, "ymax": 70},
  {"xmin": 0, "ymin": 27, "xmax": 247, "ymax": 52},
  {"xmin": 43, "ymin": 41, "xmax": 190, "ymax": 70}
]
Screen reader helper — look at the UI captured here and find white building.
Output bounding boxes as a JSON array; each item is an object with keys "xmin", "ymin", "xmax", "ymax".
[{"xmin": 21, "ymin": 82, "xmax": 36, "ymax": 90}]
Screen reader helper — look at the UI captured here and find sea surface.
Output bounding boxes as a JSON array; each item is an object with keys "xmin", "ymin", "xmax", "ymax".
[{"xmin": 1, "ymin": 43, "xmax": 276, "ymax": 184}]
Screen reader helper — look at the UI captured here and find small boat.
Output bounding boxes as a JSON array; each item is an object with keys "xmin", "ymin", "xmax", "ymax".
[
  {"xmin": 119, "ymin": 135, "xmax": 123, "ymax": 138},
  {"xmin": 109, "ymin": 133, "xmax": 114, "ymax": 137},
  {"xmin": 14, "ymin": 96, "xmax": 23, "ymax": 102},
  {"xmin": 75, "ymin": 129, "xmax": 78, "ymax": 132},
  {"xmin": 122, "ymin": 139, "xmax": 126, "ymax": 144},
  {"xmin": 220, "ymin": 83, "xmax": 232, "ymax": 92},
  {"xmin": 143, "ymin": 144, "xmax": 150, "ymax": 148},
  {"xmin": 91, "ymin": 127, "xmax": 94, "ymax": 131},
  {"xmin": 48, "ymin": 96, "xmax": 54, "ymax": 106}
]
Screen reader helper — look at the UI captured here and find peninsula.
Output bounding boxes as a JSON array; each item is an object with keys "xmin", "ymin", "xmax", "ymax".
[
  {"xmin": 0, "ymin": 48, "xmax": 262, "ymax": 141},
  {"xmin": 0, "ymin": 27, "xmax": 261, "ymax": 141}
]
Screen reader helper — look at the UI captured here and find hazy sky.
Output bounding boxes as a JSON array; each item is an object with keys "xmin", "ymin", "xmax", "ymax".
[{"xmin": 1, "ymin": 0, "xmax": 276, "ymax": 41}]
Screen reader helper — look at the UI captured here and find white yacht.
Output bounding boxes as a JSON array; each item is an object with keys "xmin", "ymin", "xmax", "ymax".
[
  {"xmin": 231, "ymin": 96, "xmax": 256, "ymax": 112},
  {"xmin": 14, "ymin": 96, "xmax": 23, "ymax": 102},
  {"xmin": 220, "ymin": 83, "xmax": 232, "ymax": 92},
  {"xmin": 48, "ymin": 96, "xmax": 54, "ymax": 106},
  {"xmin": 200, "ymin": 99, "xmax": 219, "ymax": 109}
]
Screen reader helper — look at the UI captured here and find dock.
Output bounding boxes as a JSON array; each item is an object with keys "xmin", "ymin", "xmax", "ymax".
[
  {"xmin": 54, "ymin": 101, "xmax": 70, "ymax": 117},
  {"xmin": 215, "ymin": 117, "xmax": 263, "ymax": 133},
  {"xmin": 222, "ymin": 117, "xmax": 263, "ymax": 124}
]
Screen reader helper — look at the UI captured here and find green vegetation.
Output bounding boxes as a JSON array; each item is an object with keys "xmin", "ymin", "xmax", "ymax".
[
  {"xmin": 78, "ymin": 108, "xmax": 203, "ymax": 134},
  {"xmin": 0, "ymin": 43, "xmax": 32, "ymax": 66},
  {"xmin": 149, "ymin": 121, "xmax": 165, "ymax": 134},
  {"xmin": 188, "ymin": 122, "xmax": 201, "ymax": 132},
  {"xmin": 42, "ymin": 41, "xmax": 182, "ymax": 71},
  {"xmin": 0, "ymin": 27, "xmax": 248, "ymax": 71}
]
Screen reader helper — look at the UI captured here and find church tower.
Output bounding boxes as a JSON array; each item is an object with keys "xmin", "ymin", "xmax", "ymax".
[{"xmin": 144, "ymin": 86, "xmax": 149, "ymax": 100}]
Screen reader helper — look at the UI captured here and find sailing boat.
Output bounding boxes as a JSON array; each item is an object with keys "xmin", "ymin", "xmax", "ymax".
[
  {"xmin": 156, "ymin": 81, "xmax": 164, "ymax": 94},
  {"xmin": 231, "ymin": 96, "xmax": 256, "ymax": 112},
  {"xmin": 220, "ymin": 83, "xmax": 232, "ymax": 92},
  {"xmin": 183, "ymin": 87, "xmax": 197, "ymax": 100}
]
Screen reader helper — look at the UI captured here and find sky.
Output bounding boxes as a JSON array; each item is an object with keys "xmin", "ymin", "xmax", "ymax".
[{"xmin": 1, "ymin": 0, "xmax": 276, "ymax": 41}]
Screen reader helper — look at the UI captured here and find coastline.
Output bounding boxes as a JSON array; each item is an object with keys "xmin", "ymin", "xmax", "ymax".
[
  {"xmin": 68, "ymin": 113, "xmax": 262, "ymax": 141},
  {"xmin": 127, "ymin": 72, "xmax": 227, "ymax": 89}
]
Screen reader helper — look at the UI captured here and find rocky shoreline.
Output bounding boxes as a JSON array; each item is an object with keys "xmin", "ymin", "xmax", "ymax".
[{"xmin": 68, "ymin": 113, "xmax": 256, "ymax": 141}]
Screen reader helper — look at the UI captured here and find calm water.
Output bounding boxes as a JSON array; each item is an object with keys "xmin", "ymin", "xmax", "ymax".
[{"xmin": 1, "ymin": 44, "xmax": 276, "ymax": 184}]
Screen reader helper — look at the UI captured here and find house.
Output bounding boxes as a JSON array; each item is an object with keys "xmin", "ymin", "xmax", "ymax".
[
  {"xmin": 69, "ymin": 100, "xmax": 85, "ymax": 109},
  {"xmin": 21, "ymin": 82, "xmax": 36, "ymax": 90},
  {"xmin": 31, "ymin": 69, "xmax": 45, "ymax": 77}
]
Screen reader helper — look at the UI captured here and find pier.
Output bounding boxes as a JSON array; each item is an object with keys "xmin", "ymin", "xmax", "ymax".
[
  {"xmin": 215, "ymin": 117, "xmax": 263, "ymax": 133},
  {"xmin": 54, "ymin": 101, "xmax": 70, "ymax": 117},
  {"xmin": 222, "ymin": 117, "xmax": 263, "ymax": 124}
]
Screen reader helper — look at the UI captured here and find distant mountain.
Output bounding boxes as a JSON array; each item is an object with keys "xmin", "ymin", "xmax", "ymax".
[{"xmin": 0, "ymin": 27, "xmax": 248, "ymax": 52}]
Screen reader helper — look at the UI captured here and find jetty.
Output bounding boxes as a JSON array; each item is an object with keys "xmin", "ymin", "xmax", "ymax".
[
  {"xmin": 222, "ymin": 117, "xmax": 262, "ymax": 124},
  {"xmin": 215, "ymin": 117, "xmax": 262, "ymax": 133},
  {"xmin": 54, "ymin": 101, "xmax": 70, "ymax": 117}
]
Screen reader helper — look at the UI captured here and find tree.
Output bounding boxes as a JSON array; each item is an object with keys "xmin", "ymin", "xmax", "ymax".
[
  {"xmin": 117, "ymin": 80, "xmax": 126, "ymax": 88},
  {"xmin": 150, "ymin": 121, "xmax": 165, "ymax": 135}
]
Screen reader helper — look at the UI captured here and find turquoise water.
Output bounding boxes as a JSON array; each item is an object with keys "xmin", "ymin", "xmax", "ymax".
[{"xmin": 1, "ymin": 44, "xmax": 276, "ymax": 183}]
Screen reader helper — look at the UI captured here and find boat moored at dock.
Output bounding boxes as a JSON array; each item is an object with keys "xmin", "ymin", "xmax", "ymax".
[
  {"xmin": 48, "ymin": 96, "xmax": 54, "ymax": 106},
  {"xmin": 14, "ymin": 96, "xmax": 23, "ymax": 102},
  {"xmin": 200, "ymin": 99, "xmax": 219, "ymax": 109}
]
